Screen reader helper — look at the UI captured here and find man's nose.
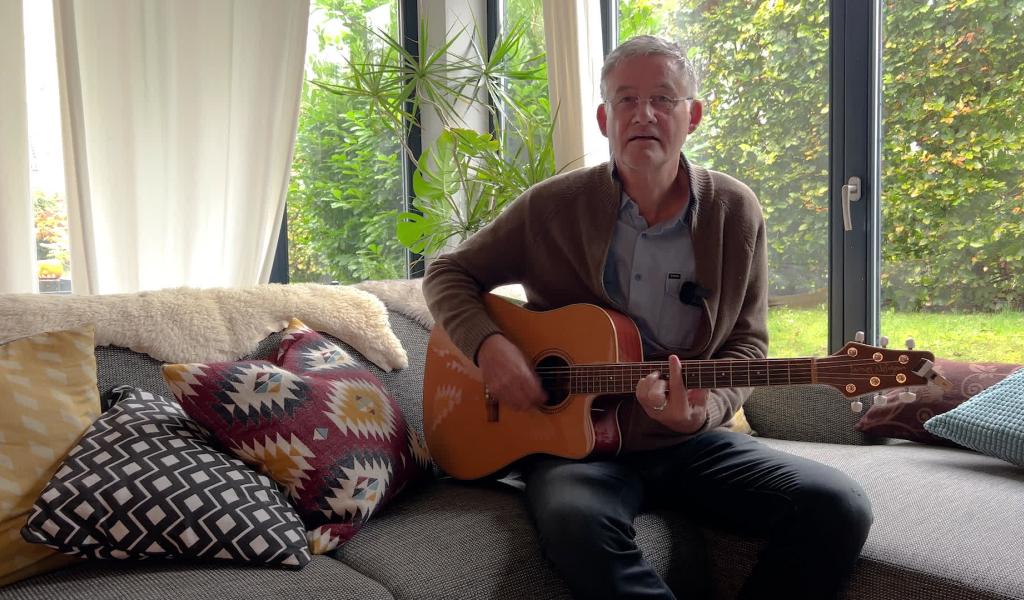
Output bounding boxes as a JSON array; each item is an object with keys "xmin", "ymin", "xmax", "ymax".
[{"xmin": 632, "ymin": 100, "xmax": 657, "ymax": 123}]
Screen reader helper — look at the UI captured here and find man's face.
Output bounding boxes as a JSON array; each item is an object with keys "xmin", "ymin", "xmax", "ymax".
[{"xmin": 597, "ymin": 54, "xmax": 702, "ymax": 173}]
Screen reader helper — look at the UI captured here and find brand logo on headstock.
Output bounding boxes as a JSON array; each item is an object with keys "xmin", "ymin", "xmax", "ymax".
[{"xmin": 850, "ymin": 363, "xmax": 906, "ymax": 375}]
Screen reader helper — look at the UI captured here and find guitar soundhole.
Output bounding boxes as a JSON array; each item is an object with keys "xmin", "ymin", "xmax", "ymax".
[{"xmin": 535, "ymin": 355, "xmax": 570, "ymax": 407}]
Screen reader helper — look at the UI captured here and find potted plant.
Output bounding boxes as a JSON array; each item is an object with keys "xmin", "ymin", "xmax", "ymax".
[{"xmin": 313, "ymin": 18, "xmax": 565, "ymax": 260}]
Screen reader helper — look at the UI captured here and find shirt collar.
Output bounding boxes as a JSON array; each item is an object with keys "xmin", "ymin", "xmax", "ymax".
[{"xmin": 615, "ymin": 154, "xmax": 696, "ymax": 228}]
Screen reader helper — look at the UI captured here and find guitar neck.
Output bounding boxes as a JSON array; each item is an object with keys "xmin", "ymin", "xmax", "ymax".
[{"xmin": 545, "ymin": 357, "xmax": 820, "ymax": 394}]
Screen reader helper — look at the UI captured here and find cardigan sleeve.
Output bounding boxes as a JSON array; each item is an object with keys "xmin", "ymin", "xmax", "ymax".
[{"xmin": 422, "ymin": 188, "xmax": 538, "ymax": 362}]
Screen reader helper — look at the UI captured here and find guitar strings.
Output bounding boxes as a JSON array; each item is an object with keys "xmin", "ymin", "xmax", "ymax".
[
  {"xmin": 532, "ymin": 359, "xmax": 920, "ymax": 374},
  {"xmin": 533, "ymin": 356, "xmax": 915, "ymax": 369},
  {"xmin": 532, "ymin": 358, "xmax": 925, "ymax": 389},
  {"xmin": 535, "ymin": 375, "xmax": 912, "ymax": 391},
  {"xmin": 533, "ymin": 377, "xmax": 916, "ymax": 386}
]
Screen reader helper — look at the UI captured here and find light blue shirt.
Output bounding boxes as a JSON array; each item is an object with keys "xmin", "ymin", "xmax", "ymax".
[{"xmin": 602, "ymin": 188, "xmax": 702, "ymax": 357}]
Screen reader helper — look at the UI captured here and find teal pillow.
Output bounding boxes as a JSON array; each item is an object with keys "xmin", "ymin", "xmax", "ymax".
[{"xmin": 924, "ymin": 368, "xmax": 1024, "ymax": 467}]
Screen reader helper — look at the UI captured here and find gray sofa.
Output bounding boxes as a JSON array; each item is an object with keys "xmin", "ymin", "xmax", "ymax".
[{"xmin": 2, "ymin": 289, "xmax": 1022, "ymax": 600}]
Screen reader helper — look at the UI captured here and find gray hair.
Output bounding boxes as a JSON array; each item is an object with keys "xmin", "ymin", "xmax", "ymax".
[{"xmin": 600, "ymin": 35, "xmax": 699, "ymax": 100}]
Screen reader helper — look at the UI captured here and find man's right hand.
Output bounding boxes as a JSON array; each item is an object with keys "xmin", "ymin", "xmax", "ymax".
[{"xmin": 476, "ymin": 333, "xmax": 546, "ymax": 411}]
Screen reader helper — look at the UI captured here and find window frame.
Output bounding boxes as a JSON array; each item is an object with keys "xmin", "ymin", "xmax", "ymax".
[{"xmin": 828, "ymin": 0, "xmax": 882, "ymax": 352}]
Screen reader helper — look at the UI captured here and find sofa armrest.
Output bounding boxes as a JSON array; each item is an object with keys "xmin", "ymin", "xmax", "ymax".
[{"xmin": 743, "ymin": 385, "xmax": 875, "ymax": 445}]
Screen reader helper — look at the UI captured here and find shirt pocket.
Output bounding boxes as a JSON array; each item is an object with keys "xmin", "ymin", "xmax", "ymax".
[{"xmin": 657, "ymin": 275, "xmax": 701, "ymax": 350}]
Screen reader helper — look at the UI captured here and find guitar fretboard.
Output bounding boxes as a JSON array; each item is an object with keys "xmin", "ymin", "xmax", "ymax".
[{"xmin": 537, "ymin": 358, "xmax": 819, "ymax": 394}]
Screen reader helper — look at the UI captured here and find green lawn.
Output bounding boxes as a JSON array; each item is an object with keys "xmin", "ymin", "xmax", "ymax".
[{"xmin": 767, "ymin": 308, "xmax": 1024, "ymax": 363}]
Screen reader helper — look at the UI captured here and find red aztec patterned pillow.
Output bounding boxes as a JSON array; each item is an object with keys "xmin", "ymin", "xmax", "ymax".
[{"xmin": 162, "ymin": 318, "xmax": 430, "ymax": 553}]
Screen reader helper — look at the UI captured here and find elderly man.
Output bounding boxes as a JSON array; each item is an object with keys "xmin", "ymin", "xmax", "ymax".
[{"xmin": 423, "ymin": 35, "xmax": 872, "ymax": 599}]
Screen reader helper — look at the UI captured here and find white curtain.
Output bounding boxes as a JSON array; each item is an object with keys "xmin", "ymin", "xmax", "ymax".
[
  {"xmin": 54, "ymin": 0, "xmax": 309, "ymax": 294},
  {"xmin": 542, "ymin": 0, "xmax": 609, "ymax": 172},
  {"xmin": 0, "ymin": 0, "xmax": 37, "ymax": 294}
]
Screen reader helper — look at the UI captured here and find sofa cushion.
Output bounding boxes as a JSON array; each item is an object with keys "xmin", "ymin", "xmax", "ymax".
[
  {"xmin": 714, "ymin": 438, "xmax": 1024, "ymax": 600},
  {"xmin": 21, "ymin": 387, "xmax": 310, "ymax": 568},
  {"xmin": 924, "ymin": 367, "xmax": 1024, "ymax": 466},
  {"xmin": 332, "ymin": 478, "xmax": 708, "ymax": 600},
  {"xmin": 164, "ymin": 319, "xmax": 430, "ymax": 554},
  {"xmin": 855, "ymin": 358, "xmax": 1022, "ymax": 446},
  {"xmin": 0, "ymin": 556, "xmax": 393, "ymax": 600},
  {"xmin": 1, "ymin": 327, "xmax": 101, "ymax": 586}
]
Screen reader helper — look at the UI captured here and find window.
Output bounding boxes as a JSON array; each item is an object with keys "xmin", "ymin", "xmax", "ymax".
[
  {"xmin": 24, "ymin": 1, "xmax": 72, "ymax": 294},
  {"xmin": 879, "ymin": 1, "xmax": 1024, "ymax": 363},
  {"xmin": 501, "ymin": 0, "xmax": 552, "ymax": 167},
  {"xmin": 287, "ymin": 0, "xmax": 406, "ymax": 285},
  {"xmin": 618, "ymin": 0, "xmax": 830, "ymax": 357},
  {"xmin": 615, "ymin": 1, "xmax": 1023, "ymax": 363},
  {"xmin": 286, "ymin": 0, "xmax": 554, "ymax": 284}
]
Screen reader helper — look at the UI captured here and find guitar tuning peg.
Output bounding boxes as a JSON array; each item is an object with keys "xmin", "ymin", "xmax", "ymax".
[
  {"xmin": 898, "ymin": 389, "xmax": 917, "ymax": 402},
  {"xmin": 905, "ymin": 337, "xmax": 916, "ymax": 350},
  {"xmin": 854, "ymin": 331, "xmax": 865, "ymax": 343},
  {"xmin": 873, "ymin": 393, "xmax": 887, "ymax": 406},
  {"xmin": 879, "ymin": 335, "xmax": 889, "ymax": 348},
  {"xmin": 850, "ymin": 399, "xmax": 863, "ymax": 413}
]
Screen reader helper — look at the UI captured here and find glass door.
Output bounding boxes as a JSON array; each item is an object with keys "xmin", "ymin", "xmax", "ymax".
[
  {"xmin": 618, "ymin": 0, "xmax": 832, "ymax": 357},
  {"xmin": 879, "ymin": 1, "xmax": 1024, "ymax": 363}
]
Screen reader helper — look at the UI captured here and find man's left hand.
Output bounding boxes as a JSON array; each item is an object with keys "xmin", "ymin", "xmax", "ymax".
[{"xmin": 635, "ymin": 355, "xmax": 709, "ymax": 434}]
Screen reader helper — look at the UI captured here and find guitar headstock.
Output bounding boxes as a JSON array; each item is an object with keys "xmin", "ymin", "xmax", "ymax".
[{"xmin": 823, "ymin": 332, "xmax": 951, "ymax": 407}]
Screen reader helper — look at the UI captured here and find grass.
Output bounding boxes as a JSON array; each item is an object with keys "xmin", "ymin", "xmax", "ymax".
[{"xmin": 767, "ymin": 308, "xmax": 1024, "ymax": 363}]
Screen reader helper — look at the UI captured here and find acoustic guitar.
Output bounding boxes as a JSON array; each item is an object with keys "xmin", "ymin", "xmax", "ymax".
[{"xmin": 422, "ymin": 294, "xmax": 948, "ymax": 480}]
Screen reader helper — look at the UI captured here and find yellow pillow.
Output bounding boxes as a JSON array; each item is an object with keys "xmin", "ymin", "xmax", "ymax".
[
  {"xmin": 0, "ymin": 326, "xmax": 100, "ymax": 585},
  {"xmin": 723, "ymin": 406, "xmax": 755, "ymax": 436}
]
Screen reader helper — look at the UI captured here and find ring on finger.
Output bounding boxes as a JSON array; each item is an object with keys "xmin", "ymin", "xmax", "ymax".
[{"xmin": 652, "ymin": 397, "xmax": 668, "ymax": 411}]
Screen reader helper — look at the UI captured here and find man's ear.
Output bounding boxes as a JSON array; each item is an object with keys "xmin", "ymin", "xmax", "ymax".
[
  {"xmin": 688, "ymin": 100, "xmax": 703, "ymax": 133},
  {"xmin": 597, "ymin": 103, "xmax": 608, "ymax": 137}
]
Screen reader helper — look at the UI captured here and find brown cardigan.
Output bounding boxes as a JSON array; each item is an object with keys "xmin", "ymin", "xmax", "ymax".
[{"xmin": 422, "ymin": 158, "xmax": 769, "ymax": 452}]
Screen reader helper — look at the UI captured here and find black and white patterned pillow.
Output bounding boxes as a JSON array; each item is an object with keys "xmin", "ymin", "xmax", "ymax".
[{"xmin": 21, "ymin": 386, "xmax": 311, "ymax": 569}]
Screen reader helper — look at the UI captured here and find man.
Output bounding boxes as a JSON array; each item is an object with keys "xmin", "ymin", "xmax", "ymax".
[{"xmin": 423, "ymin": 35, "xmax": 872, "ymax": 599}]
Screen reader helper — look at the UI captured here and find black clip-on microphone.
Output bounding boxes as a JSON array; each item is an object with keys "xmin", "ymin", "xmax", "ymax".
[{"xmin": 679, "ymin": 281, "xmax": 710, "ymax": 307}]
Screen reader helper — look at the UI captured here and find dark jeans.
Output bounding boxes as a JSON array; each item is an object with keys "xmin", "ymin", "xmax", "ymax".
[{"xmin": 523, "ymin": 430, "xmax": 872, "ymax": 600}]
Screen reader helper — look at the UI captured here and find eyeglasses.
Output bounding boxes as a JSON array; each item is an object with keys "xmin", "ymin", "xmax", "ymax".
[{"xmin": 608, "ymin": 95, "xmax": 694, "ymax": 113}]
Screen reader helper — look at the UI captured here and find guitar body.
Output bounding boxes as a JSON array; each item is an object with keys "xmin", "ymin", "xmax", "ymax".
[{"xmin": 422, "ymin": 295, "xmax": 643, "ymax": 480}]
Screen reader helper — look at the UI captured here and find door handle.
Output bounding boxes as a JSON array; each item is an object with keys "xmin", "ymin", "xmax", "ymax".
[{"xmin": 842, "ymin": 176, "xmax": 861, "ymax": 231}]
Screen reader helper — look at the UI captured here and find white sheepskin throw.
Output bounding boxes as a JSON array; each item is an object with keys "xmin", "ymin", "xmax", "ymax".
[
  {"xmin": 354, "ymin": 279, "xmax": 527, "ymax": 329},
  {"xmin": 354, "ymin": 278, "xmax": 434, "ymax": 328},
  {"xmin": 0, "ymin": 284, "xmax": 408, "ymax": 372}
]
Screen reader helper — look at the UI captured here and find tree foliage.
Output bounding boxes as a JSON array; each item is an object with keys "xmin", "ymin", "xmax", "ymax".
[
  {"xmin": 619, "ymin": 0, "xmax": 1023, "ymax": 311},
  {"xmin": 33, "ymin": 191, "xmax": 70, "ymax": 271}
]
